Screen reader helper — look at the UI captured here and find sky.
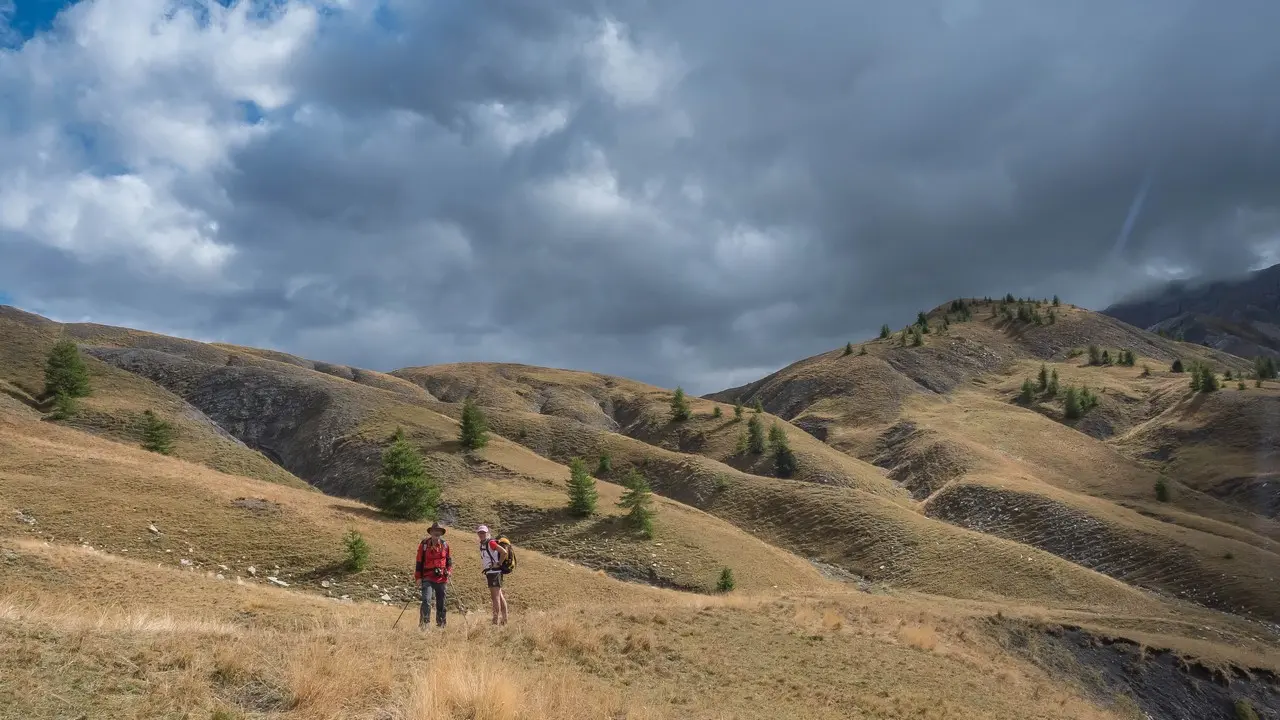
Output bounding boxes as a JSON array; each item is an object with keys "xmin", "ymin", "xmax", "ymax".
[{"xmin": 2, "ymin": 1, "xmax": 1280, "ymax": 394}]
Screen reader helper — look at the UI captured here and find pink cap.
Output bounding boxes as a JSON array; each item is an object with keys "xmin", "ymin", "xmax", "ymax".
[{"xmin": 476, "ymin": 524, "xmax": 489, "ymax": 533}]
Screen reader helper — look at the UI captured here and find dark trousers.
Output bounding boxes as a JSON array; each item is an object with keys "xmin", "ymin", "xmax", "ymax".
[{"xmin": 420, "ymin": 580, "xmax": 447, "ymax": 626}]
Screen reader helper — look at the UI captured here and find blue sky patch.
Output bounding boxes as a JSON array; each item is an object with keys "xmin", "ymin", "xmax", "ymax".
[
  {"xmin": 0, "ymin": 290, "xmax": 13, "ymax": 306},
  {"xmin": 4, "ymin": 0, "xmax": 74, "ymax": 43},
  {"xmin": 237, "ymin": 99, "xmax": 265, "ymax": 125}
]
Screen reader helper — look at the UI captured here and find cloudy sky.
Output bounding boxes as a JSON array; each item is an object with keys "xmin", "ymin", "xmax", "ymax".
[{"xmin": 2, "ymin": 0, "xmax": 1279, "ymax": 393}]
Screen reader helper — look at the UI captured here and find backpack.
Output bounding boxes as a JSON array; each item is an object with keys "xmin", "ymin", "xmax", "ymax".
[{"xmin": 493, "ymin": 536, "xmax": 516, "ymax": 575}]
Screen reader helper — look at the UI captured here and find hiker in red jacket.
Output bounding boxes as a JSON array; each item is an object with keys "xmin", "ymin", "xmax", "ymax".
[{"xmin": 414, "ymin": 521, "xmax": 452, "ymax": 628}]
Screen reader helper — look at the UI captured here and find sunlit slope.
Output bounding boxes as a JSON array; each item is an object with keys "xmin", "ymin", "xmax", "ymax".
[
  {"xmin": 0, "ymin": 306, "xmax": 308, "ymax": 489},
  {"xmin": 702, "ymin": 299, "xmax": 1280, "ymax": 620},
  {"xmin": 393, "ymin": 362, "xmax": 907, "ymax": 499}
]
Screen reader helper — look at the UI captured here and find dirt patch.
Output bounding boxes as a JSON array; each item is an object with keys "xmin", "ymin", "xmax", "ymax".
[
  {"xmin": 988, "ymin": 618, "xmax": 1280, "ymax": 720},
  {"xmin": 231, "ymin": 497, "xmax": 282, "ymax": 515}
]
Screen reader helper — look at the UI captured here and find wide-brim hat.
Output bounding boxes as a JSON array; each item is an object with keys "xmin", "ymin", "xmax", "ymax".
[{"xmin": 427, "ymin": 521, "xmax": 446, "ymax": 535}]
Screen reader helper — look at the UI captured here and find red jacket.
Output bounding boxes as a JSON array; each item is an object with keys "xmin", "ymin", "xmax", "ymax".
[{"xmin": 414, "ymin": 538, "xmax": 452, "ymax": 582}]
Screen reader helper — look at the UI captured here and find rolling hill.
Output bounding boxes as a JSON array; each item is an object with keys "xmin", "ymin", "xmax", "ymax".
[{"xmin": 3, "ymin": 299, "xmax": 1280, "ymax": 719}]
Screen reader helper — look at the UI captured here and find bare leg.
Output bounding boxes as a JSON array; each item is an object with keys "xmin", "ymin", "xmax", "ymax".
[
  {"xmin": 497, "ymin": 589, "xmax": 508, "ymax": 624},
  {"xmin": 489, "ymin": 585, "xmax": 502, "ymax": 624}
]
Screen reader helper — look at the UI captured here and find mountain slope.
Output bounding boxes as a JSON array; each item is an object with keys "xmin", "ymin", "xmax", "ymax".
[
  {"xmin": 0, "ymin": 306, "xmax": 309, "ymax": 490},
  {"xmin": 0, "ymin": 307, "xmax": 824, "ymax": 594},
  {"xmin": 703, "ymin": 298, "xmax": 1280, "ymax": 621},
  {"xmin": 1104, "ymin": 263, "xmax": 1280, "ymax": 358}
]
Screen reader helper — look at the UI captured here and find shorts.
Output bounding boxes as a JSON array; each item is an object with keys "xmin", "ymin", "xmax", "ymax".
[{"xmin": 485, "ymin": 571, "xmax": 503, "ymax": 588}]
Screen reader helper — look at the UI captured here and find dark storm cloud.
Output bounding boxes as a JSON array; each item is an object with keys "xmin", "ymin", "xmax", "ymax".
[{"xmin": 4, "ymin": 0, "xmax": 1280, "ymax": 392}]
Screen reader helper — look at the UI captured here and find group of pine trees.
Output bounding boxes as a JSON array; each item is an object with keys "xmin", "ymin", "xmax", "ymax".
[
  {"xmin": 43, "ymin": 339, "xmax": 179, "ymax": 453},
  {"xmin": 732, "ymin": 411, "xmax": 796, "ymax": 478},
  {"xmin": 1085, "ymin": 345, "xmax": 1136, "ymax": 367},
  {"xmin": 1017, "ymin": 362, "xmax": 1098, "ymax": 419},
  {"xmin": 566, "ymin": 455, "xmax": 656, "ymax": 537},
  {"xmin": 374, "ymin": 397, "xmax": 491, "ymax": 521}
]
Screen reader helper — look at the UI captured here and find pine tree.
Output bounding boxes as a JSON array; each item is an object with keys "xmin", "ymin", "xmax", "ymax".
[
  {"xmin": 716, "ymin": 567, "xmax": 736, "ymax": 593},
  {"xmin": 768, "ymin": 423, "xmax": 797, "ymax": 478},
  {"xmin": 1087, "ymin": 345, "xmax": 1104, "ymax": 366},
  {"xmin": 1197, "ymin": 364, "xmax": 1219, "ymax": 393},
  {"xmin": 1171, "ymin": 358, "xmax": 1185, "ymax": 373},
  {"xmin": 1063, "ymin": 387, "xmax": 1082, "ymax": 419},
  {"xmin": 859, "ymin": 345, "xmax": 868, "ymax": 356},
  {"xmin": 566, "ymin": 457, "xmax": 599, "ymax": 517},
  {"xmin": 916, "ymin": 311, "xmax": 930, "ymax": 333},
  {"xmin": 49, "ymin": 391, "xmax": 77, "ymax": 420},
  {"xmin": 879, "ymin": 324, "xmax": 891, "ymax": 340},
  {"xmin": 843, "ymin": 342, "xmax": 854, "ymax": 356},
  {"xmin": 1255, "ymin": 356, "xmax": 1278, "ymax": 380},
  {"xmin": 733, "ymin": 401, "xmax": 744, "ymax": 420},
  {"xmin": 911, "ymin": 325, "xmax": 924, "ymax": 346},
  {"xmin": 1052, "ymin": 295, "xmax": 1060, "ymax": 306},
  {"xmin": 712, "ymin": 405, "xmax": 723, "ymax": 419},
  {"xmin": 746, "ymin": 414, "xmax": 766, "ymax": 454},
  {"xmin": 1224, "ymin": 369, "xmax": 1233, "ymax": 381},
  {"xmin": 617, "ymin": 469, "xmax": 656, "ymax": 538},
  {"xmin": 376, "ymin": 428, "xmax": 441, "ymax": 520},
  {"xmin": 752, "ymin": 398, "xmax": 764, "ymax": 414},
  {"xmin": 140, "ymin": 410, "xmax": 176, "ymax": 455},
  {"xmin": 43, "ymin": 339, "xmax": 91, "ymax": 400},
  {"xmin": 1020, "ymin": 378, "xmax": 1035, "ymax": 404},
  {"xmin": 1154, "ymin": 477, "xmax": 1170, "ymax": 502},
  {"xmin": 734, "ymin": 429, "xmax": 749, "ymax": 455},
  {"xmin": 344, "ymin": 529, "xmax": 370, "ymax": 571},
  {"xmin": 1038, "ymin": 364, "xmax": 1049, "ymax": 392},
  {"xmin": 458, "ymin": 398, "xmax": 489, "ymax": 450},
  {"xmin": 1047, "ymin": 368, "xmax": 1060, "ymax": 398},
  {"xmin": 597, "ymin": 453, "xmax": 612, "ymax": 476},
  {"xmin": 670, "ymin": 386, "xmax": 692, "ymax": 421}
]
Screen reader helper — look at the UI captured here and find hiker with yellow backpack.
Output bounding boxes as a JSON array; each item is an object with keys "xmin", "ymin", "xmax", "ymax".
[{"xmin": 476, "ymin": 524, "xmax": 514, "ymax": 625}]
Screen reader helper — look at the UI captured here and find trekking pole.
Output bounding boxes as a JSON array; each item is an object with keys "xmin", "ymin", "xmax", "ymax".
[{"xmin": 392, "ymin": 595, "xmax": 413, "ymax": 629}]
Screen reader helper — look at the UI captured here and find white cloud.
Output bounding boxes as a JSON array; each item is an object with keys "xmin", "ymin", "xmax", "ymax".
[
  {"xmin": 586, "ymin": 18, "xmax": 680, "ymax": 107},
  {"xmin": 0, "ymin": 170, "xmax": 236, "ymax": 280}
]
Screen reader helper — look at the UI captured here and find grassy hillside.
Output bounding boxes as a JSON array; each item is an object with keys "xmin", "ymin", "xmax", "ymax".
[
  {"xmin": 697, "ymin": 299, "xmax": 1280, "ymax": 622},
  {"xmin": 4, "ymin": 402, "xmax": 1279, "ymax": 719},
  {"xmin": 0, "ymin": 310, "xmax": 825, "ymax": 595},
  {"xmin": 0, "ymin": 306, "xmax": 308, "ymax": 490}
]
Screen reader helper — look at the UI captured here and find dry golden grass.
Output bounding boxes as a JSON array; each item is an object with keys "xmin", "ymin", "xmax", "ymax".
[
  {"xmin": 394, "ymin": 361, "xmax": 910, "ymax": 501},
  {"xmin": 689, "ymin": 300, "xmax": 1280, "ymax": 623},
  {"xmin": 1, "ymin": 536, "xmax": 1161, "ymax": 720}
]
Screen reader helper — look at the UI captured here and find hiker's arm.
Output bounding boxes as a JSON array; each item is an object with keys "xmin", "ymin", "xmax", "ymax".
[{"xmin": 414, "ymin": 543, "xmax": 424, "ymax": 582}]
